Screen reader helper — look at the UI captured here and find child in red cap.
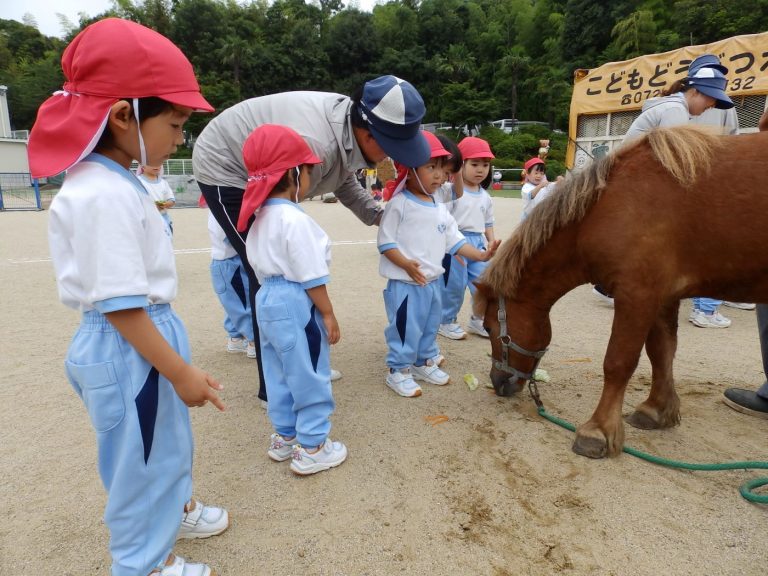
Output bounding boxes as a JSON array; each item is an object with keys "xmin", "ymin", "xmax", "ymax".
[
  {"xmin": 520, "ymin": 156, "xmax": 562, "ymax": 221},
  {"xmin": 29, "ymin": 18, "xmax": 226, "ymax": 576},
  {"xmin": 378, "ymin": 132, "xmax": 500, "ymax": 397},
  {"xmin": 437, "ymin": 136, "xmax": 497, "ymax": 341},
  {"xmin": 240, "ymin": 124, "xmax": 348, "ymax": 474}
]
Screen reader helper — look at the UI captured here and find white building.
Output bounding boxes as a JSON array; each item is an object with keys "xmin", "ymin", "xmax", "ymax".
[{"xmin": 0, "ymin": 85, "xmax": 31, "ymax": 174}]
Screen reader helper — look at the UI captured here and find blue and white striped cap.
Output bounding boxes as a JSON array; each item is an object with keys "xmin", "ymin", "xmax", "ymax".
[{"xmin": 360, "ymin": 75, "xmax": 429, "ymax": 167}]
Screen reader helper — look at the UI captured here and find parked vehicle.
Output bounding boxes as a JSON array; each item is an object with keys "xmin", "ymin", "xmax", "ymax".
[{"xmin": 489, "ymin": 119, "xmax": 549, "ymax": 133}]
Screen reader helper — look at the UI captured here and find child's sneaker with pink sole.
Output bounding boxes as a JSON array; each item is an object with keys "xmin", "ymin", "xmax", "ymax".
[{"xmin": 290, "ymin": 439, "xmax": 348, "ymax": 475}]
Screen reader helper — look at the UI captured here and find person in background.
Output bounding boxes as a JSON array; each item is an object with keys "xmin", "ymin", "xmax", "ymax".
[
  {"xmin": 205, "ymin": 205, "xmax": 257, "ymax": 359},
  {"xmin": 519, "ymin": 157, "xmax": 562, "ymax": 221},
  {"xmin": 138, "ymin": 164, "xmax": 176, "ymax": 234},
  {"xmin": 437, "ymin": 136, "xmax": 496, "ymax": 341},
  {"xmin": 722, "ymin": 107, "xmax": 768, "ymax": 419}
]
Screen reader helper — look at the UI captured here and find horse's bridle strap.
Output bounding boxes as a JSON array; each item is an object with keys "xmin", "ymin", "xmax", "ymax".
[{"xmin": 495, "ymin": 296, "xmax": 548, "ymax": 384}]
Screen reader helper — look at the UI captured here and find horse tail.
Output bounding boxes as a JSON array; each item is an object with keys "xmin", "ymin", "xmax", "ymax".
[{"xmin": 641, "ymin": 125, "xmax": 720, "ymax": 185}]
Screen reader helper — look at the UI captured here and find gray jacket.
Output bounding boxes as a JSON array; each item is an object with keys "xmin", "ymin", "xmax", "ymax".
[
  {"xmin": 623, "ymin": 93, "xmax": 689, "ymax": 142},
  {"xmin": 192, "ymin": 91, "xmax": 381, "ymax": 225}
]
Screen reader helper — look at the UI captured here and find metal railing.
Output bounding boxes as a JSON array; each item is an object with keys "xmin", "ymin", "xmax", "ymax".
[{"xmin": 0, "ymin": 173, "xmax": 43, "ymax": 210}]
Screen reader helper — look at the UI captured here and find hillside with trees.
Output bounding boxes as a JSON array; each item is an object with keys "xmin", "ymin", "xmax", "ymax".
[{"xmin": 2, "ymin": 0, "xmax": 766, "ymax": 171}]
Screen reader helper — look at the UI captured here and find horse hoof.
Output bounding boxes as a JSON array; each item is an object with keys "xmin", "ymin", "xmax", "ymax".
[
  {"xmin": 625, "ymin": 410, "xmax": 659, "ymax": 430},
  {"xmin": 572, "ymin": 435, "xmax": 607, "ymax": 459}
]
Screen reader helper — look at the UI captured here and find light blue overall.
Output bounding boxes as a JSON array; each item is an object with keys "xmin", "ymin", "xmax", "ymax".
[
  {"xmin": 257, "ymin": 276, "xmax": 334, "ymax": 447},
  {"xmin": 384, "ymin": 279, "xmax": 442, "ymax": 370},
  {"xmin": 65, "ymin": 304, "xmax": 193, "ymax": 576},
  {"xmin": 211, "ymin": 254, "xmax": 254, "ymax": 341},
  {"xmin": 440, "ymin": 232, "xmax": 488, "ymax": 324}
]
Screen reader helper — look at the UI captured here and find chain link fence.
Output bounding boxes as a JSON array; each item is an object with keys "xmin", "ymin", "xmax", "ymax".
[{"xmin": 0, "ymin": 173, "xmax": 43, "ymax": 210}]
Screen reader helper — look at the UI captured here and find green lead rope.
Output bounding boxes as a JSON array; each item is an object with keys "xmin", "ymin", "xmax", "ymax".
[{"xmin": 536, "ymin": 405, "xmax": 768, "ymax": 504}]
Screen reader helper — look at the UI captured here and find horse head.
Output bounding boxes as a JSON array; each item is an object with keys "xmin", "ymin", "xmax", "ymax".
[{"xmin": 475, "ymin": 282, "xmax": 552, "ymax": 397}]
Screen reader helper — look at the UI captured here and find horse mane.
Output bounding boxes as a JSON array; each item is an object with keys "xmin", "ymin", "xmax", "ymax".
[{"xmin": 483, "ymin": 125, "xmax": 721, "ymax": 296}]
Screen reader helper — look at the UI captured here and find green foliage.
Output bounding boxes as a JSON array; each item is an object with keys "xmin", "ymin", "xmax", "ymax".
[{"xmin": 3, "ymin": 0, "xmax": 767, "ymax": 170}]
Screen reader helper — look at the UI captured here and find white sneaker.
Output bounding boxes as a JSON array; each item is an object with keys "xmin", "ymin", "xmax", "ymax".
[
  {"xmin": 438, "ymin": 323, "xmax": 466, "ymax": 340},
  {"xmin": 226, "ymin": 337, "xmax": 248, "ymax": 353},
  {"xmin": 290, "ymin": 438, "xmax": 348, "ymax": 475},
  {"xmin": 385, "ymin": 369, "xmax": 422, "ymax": 397},
  {"xmin": 723, "ymin": 301, "xmax": 756, "ymax": 310},
  {"xmin": 260, "ymin": 399, "xmax": 268, "ymax": 410},
  {"xmin": 177, "ymin": 500, "xmax": 229, "ymax": 540},
  {"xmin": 156, "ymin": 555, "xmax": 212, "ymax": 576},
  {"xmin": 267, "ymin": 433, "xmax": 297, "ymax": 462},
  {"xmin": 330, "ymin": 369, "xmax": 342, "ymax": 381},
  {"xmin": 688, "ymin": 307, "xmax": 699, "ymax": 323},
  {"xmin": 411, "ymin": 362, "xmax": 450, "ymax": 385},
  {"xmin": 691, "ymin": 310, "xmax": 731, "ymax": 328},
  {"xmin": 246, "ymin": 341, "xmax": 257, "ymax": 358},
  {"xmin": 466, "ymin": 316, "xmax": 489, "ymax": 338},
  {"xmin": 431, "ymin": 353, "xmax": 445, "ymax": 367}
]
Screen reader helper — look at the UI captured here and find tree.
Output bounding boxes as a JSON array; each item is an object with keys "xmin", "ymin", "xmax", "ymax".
[
  {"xmin": 496, "ymin": 50, "xmax": 530, "ymax": 121},
  {"xmin": 324, "ymin": 8, "xmax": 379, "ymax": 92},
  {"xmin": 609, "ymin": 10, "xmax": 657, "ymax": 60},
  {"xmin": 439, "ymin": 82, "xmax": 497, "ymax": 128},
  {"xmin": 561, "ymin": 0, "xmax": 612, "ymax": 70}
]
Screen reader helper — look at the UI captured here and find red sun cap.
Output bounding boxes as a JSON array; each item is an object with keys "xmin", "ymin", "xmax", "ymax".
[
  {"xmin": 423, "ymin": 131, "xmax": 451, "ymax": 159},
  {"xmin": 524, "ymin": 157, "xmax": 545, "ymax": 171},
  {"xmin": 458, "ymin": 136, "xmax": 495, "ymax": 160},
  {"xmin": 238, "ymin": 124, "xmax": 322, "ymax": 232},
  {"xmin": 27, "ymin": 18, "xmax": 213, "ymax": 178}
]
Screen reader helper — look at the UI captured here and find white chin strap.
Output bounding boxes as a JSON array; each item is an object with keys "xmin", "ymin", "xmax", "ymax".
[
  {"xmin": 294, "ymin": 167, "xmax": 301, "ymax": 203},
  {"xmin": 413, "ymin": 170, "xmax": 432, "ymax": 196},
  {"xmin": 133, "ymin": 98, "xmax": 148, "ymax": 167}
]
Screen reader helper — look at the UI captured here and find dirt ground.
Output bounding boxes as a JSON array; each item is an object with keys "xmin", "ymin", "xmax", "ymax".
[{"xmin": 1, "ymin": 198, "xmax": 766, "ymax": 575}]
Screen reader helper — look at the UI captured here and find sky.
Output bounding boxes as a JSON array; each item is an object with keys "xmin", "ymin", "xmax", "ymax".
[{"xmin": 0, "ymin": 0, "xmax": 379, "ymax": 38}]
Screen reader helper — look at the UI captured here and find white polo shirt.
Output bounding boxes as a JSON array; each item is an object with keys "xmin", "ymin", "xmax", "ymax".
[
  {"xmin": 378, "ymin": 190, "xmax": 466, "ymax": 283},
  {"xmin": 245, "ymin": 198, "xmax": 331, "ymax": 289},
  {"xmin": 48, "ymin": 154, "xmax": 177, "ymax": 313},
  {"xmin": 208, "ymin": 211, "xmax": 238, "ymax": 260},
  {"xmin": 448, "ymin": 187, "xmax": 494, "ymax": 233}
]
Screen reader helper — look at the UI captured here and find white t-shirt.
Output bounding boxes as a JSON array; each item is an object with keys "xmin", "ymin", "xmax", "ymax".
[
  {"xmin": 48, "ymin": 154, "xmax": 177, "ymax": 313},
  {"xmin": 520, "ymin": 181, "xmax": 557, "ymax": 220},
  {"xmin": 138, "ymin": 174, "xmax": 175, "ymax": 215},
  {"xmin": 208, "ymin": 211, "xmax": 238, "ymax": 260},
  {"xmin": 432, "ymin": 182, "xmax": 457, "ymax": 204},
  {"xmin": 378, "ymin": 190, "xmax": 466, "ymax": 283},
  {"xmin": 447, "ymin": 186, "xmax": 494, "ymax": 234},
  {"xmin": 245, "ymin": 198, "xmax": 331, "ymax": 288}
]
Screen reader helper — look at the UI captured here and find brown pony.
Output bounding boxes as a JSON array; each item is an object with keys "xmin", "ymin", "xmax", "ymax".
[{"xmin": 477, "ymin": 125, "xmax": 768, "ymax": 459}]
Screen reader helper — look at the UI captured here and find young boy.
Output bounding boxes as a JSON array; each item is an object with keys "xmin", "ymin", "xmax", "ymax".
[
  {"xmin": 29, "ymin": 18, "xmax": 226, "ymax": 576},
  {"xmin": 378, "ymin": 132, "xmax": 500, "ymax": 397},
  {"xmin": 240, "ymin": 124, "xmax": 348, "ymax": 475}
]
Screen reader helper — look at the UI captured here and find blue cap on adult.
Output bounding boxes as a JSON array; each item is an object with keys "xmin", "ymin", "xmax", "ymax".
[
  {"xmin": 688, "ymin": 67, "xmax": 734, "ymax": 109},
  {"xmin": 359, "ymin": 75, "xmax": 430, "ymax": 167},
  {"xmin": 688, "ymin": 53, "xmax": 729, "ymax": 76}
]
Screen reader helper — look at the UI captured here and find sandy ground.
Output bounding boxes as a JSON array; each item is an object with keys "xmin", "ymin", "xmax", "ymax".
[{"xmin": 1, "ymin": 198, "xmax": 766, "ymax": 576}]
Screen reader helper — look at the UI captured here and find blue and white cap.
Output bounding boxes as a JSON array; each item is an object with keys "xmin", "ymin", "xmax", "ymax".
[
  {"xmin": 360, "ymin": 75, "xmax": 430, "ymax": 167},
  {"xmin": 688, "ymin": 53, "xmax": 728, "ymax": 76},
  {"xmin": 688, "ymin": 67, "xmax": 734, "ymax": 110}
]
